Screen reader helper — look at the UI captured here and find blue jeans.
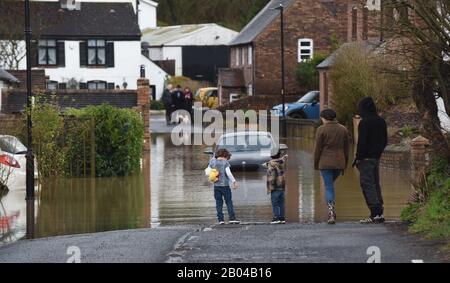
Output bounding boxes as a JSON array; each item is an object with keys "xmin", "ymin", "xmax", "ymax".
[
  {"xmin": 320, "ymin": 170, "xmax": 342, "ymax": 204},
  {"xmin": 271, "ymin": 191, "xmax": 285, "ymax": 220},
  {"xmin": 214, "ymin": 186, "xmax": 236, "ymax": 222}
]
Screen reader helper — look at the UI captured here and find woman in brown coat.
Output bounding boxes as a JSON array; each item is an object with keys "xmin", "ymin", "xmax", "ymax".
[{"xmin": 314, "ymin": 109, "xmax": 350, "ymax": 224}]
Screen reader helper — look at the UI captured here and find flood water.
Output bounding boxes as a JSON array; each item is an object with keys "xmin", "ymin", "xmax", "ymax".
[{"xmin": 1, "ymin": 133, "xmax": 413, "ymax": 242}]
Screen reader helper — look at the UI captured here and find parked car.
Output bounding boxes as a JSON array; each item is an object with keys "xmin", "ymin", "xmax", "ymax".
[
  {"xmin": 272, "ymin": 91, "xmax": 320, "ymax": 120},
  {"xmin": 0, "ymin": 135, "xmax": 36, "ymax": 191},
  {"xmin": 195, "ymin": 87, "xmax": 219, "ymax": 109},
  {"xmin": 204, "ymin": 132, "xmax": 288, "ymax": 170}
]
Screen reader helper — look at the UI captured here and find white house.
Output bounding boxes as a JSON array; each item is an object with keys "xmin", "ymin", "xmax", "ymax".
[
  {"xmin": 1, "ymin": 0, "xmax": 168, "ymax": 99},
  {"xmin": 142, "ymin": 24, "xmax": 238, "ymax": 82}
]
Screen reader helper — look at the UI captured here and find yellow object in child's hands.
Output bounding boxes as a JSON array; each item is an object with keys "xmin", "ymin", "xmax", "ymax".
[{"xmin": 209, "ymin": 169, "xmax": 219, "ymax": 183}]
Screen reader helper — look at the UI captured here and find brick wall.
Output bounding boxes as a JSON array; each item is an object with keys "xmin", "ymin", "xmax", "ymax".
[
  {"xmin": 248, "ymin": 0, "xmax": 380, "ymax": 96},
  {"xmin": 217, "ymin": 94, "xmax": 299, "ymax": 112},
  {"xmin": 379, "ymin": 145, "xmax": 411, "ymax": 170},
  {"xmin": 1, "ymin": 90, "xmax": 138, "ymax": 114},
  {"xmin": 7, "ymin": 69, "xmax": 46, "ymax": 91}
]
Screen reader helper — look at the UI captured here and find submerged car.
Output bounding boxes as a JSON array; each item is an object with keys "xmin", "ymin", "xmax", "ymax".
[
  {"xmin": 0, "ymin": 135, "xmax": 36, "ymax": 191},
  {"xmin": 272, "ymin": 90, "xmax": 320, "ymax": 120},
  {"xmin": 204, "ymin": 132, "xmax": 288, "ymax": 170}
]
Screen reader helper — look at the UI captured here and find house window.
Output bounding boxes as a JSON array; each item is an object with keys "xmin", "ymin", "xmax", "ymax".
[
  {"xmin": 38, "ymin": 40, "xmax": 57, "ymax": 65},
  {"xmin": 87, "ymin": 40, "xmax": 106, "ymax": 66},
  {"xmin": 87, "ymin": 80, "xmax": 107, "ymax": 90},
  {"xmin": 248, "ymin": 46, "xmax": 253, "ymax": 65},
  {"xmin": 352, "ymin": 7, "xmax": 358, "ymax": 40},
  {"xmin": 248, "ymin": 84, "xmax": 253, "ymax": 96},
  {"xmin": 46, "ymin": 80, "xmax": 58, "ymax": 90},
  {"xmin": 235, "ymin": 48, "xmax": 240, "ymax": 66},
  {"xmin": 241, "ymin": 47, "xmax": 246, "ymax": 66},
  {"xmin": 298, "ymin": 39, "xmax": 313, "ymax": 62}
]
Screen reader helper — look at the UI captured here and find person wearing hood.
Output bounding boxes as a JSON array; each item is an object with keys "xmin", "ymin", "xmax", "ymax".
[
  {"xmin": 314, "ymin": 109, "xmax": 350, "ymax": 225},
  {"xmin": 354, "ymin": 97, "xmax": 388, "ymax": 224},
  {"xmin": 266, "ymin": 149, "xmax": 288, "ymax": 225}
]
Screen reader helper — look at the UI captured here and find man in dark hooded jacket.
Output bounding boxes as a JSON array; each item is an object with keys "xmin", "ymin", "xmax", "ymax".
[{"xmin": 354, "ymin": 97, "xmax": 388, "ymax": 224}]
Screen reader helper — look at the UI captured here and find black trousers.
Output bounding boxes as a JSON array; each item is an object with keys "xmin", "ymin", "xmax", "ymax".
[{"xmin": 357, "ymin": 159, "xmax": 384, "ymax": 217}]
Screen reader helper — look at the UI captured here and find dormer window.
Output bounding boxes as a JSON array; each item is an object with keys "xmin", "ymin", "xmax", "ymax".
[
  {"xmin": 38, "ymin": 40, "xmax": 57, "ymax": 66},
  {"xmin": 88, "ymin": 40, "xmax": 106, "ymax": 66}
]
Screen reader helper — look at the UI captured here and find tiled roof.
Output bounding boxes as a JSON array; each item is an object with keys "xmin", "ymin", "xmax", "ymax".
[
  {"xmin": 0, "ymin": 1, "xmax": 141, "ymax": 40},
  {"xmin": 230, "ymin": 0, "xmax": 294, "ymax": 46},
  {"xmin": 0, "ymin": 69, "xmax": 19, "ymax": 83}
]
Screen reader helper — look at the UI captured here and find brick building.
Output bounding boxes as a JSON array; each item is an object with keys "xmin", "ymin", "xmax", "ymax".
[{"xmin": 218, "ymin": 0, "xmax": 382, "ymax": 105}]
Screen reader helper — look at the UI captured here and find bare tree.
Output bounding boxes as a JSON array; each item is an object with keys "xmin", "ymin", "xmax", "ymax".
[
  {"xmin": 0, "ymin": 1, "xmax": 27, "ymax": 69},
  {"xmin": 0, "ymin": 0, "xmax": 50, "ymax": 70},
  {"xmin": 383, "ymin": 0, "xmax": 450, "ymax": 161}
]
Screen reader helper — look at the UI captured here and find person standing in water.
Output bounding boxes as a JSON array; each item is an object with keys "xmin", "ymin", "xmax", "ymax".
[{"xmin": 314, "ymin": 109, "xmax": 350, "ymax": 225}]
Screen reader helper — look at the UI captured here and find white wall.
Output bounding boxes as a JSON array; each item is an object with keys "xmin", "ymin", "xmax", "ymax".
[
  {"xmin": 162, "ymin": 46, "xmax": 182, "ymax": 76},
  {"xmin": 19, "ymin": 40, "xmax": 142, "ymax": 89},
  {"xmin": 139, "ymin": 0, "xmax": 157, "ymax": 30},
  {"xmin": 141, "ymin": 55, "xmax": 168, "ymax": 100},
  {"xmin": 148, "ymin": 47, "xmax": 163, "ymax": 61},
  {"xmin": 10, "ymin": 40, "xmax": 169, "ymax": 92},
  {"xmin": 437, "ymin": 98, "xmax": 450, "ymax": 132}
]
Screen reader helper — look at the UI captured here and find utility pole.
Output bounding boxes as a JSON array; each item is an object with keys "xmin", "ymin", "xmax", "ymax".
[
  {"xmin": 275, "ymin": 4, "xmax": 287, "ymax": 138},
  {"xmin": 24, "ymin": 0, "xmax": 35, "ymax": 239}
]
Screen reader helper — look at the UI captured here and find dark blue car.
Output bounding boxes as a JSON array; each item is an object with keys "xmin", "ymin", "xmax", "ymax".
[{"xmin": 272, "ymin": 91, "xmax": 320, "ymax": 120}]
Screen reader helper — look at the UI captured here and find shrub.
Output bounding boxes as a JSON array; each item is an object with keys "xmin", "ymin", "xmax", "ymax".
[
  {"xmin": 150, "ymin": 100, "xmax": 165, "ymax": 110},
  {"xmin": 295, "ymin": 54, "xmax": 327, "ymax": 92},
  {"xmin": 67, "ymin": 105, "xmax": 144, "ymax": 177},
  {"xmin": 330, "ymin": 44, "xmax": 409, "ymax": 126},
  {"xmin": 27, "ymin": 95, "xmax": 66, "ymax": 180},
  {"xmin": 402, "ymin": 159, "xmax": 450, "ymax": 240}
]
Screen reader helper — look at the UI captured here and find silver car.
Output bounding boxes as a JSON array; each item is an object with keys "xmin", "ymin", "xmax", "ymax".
[
  {"xmin": 0, "ymin": 135, "xmax": 37, "ymax": 191},
  {"xmin": 204, "ymin": 132, "xmax": 287, "ymax": 170}
]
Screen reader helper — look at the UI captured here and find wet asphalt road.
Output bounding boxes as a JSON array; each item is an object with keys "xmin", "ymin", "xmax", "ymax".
[{"xmin": 0, "ymin": 223, "xmax": 445, "ymax": 263}]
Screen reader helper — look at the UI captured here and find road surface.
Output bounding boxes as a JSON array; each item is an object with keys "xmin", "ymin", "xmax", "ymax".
[{"xmin": 0, "ymin": 223, "xmax": 445, "ymax": 263}]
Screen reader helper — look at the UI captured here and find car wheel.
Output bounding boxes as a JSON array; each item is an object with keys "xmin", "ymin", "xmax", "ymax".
[{"xmin": 290, "ymin": 111, "xmax": 307, "ymax": 119}]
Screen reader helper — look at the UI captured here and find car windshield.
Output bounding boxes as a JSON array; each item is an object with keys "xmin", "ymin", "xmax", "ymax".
[
  {"xmin": 0, "ymin": 136, "xmax": 27, "ymax": 154},
  {"xmin": 298, "ymin": 92, "xmax": 319, "ymax": 103},
  {"xmin": 218, "ymin": 134, "xmax": 273, "ymax": 152}
]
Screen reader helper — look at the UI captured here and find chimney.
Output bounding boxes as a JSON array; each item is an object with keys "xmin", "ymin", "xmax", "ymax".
[{"xmin": 60, "ymin": 0, "xmax": 81, "ymax": 11}]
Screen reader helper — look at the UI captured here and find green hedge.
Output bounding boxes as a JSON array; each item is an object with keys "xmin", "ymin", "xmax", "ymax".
[{"xmin": 66, "ymin": 105, "xmax": 144, "ymax": 177}]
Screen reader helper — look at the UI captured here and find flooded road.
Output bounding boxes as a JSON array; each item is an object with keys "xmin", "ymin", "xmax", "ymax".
[
  {"xmin": 151, "ymin": 134, "xmax": 413, "ymax": 225},
  {"xmin": 1, "ymin": 132, "xmax": 413, "ymax": 242}
]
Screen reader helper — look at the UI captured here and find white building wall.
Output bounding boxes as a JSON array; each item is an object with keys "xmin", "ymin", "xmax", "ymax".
[
  {"xmin": 437, "ymin": 98, "xmax": 450, "ymax": 132},
  {"xmin": 139, "ymin": 0, "xmax": 157, "ymax": 30},
  {"xmin": 148, "ymin": 47, "xmax": 163, "ymax": 61},
  {"xmin": 141, "ymin": 55, "xmax": 168, "ymax": 100},
  {"xmin": 10, "ymin": 40, "xmax": 168, "ymax": 92},
  {"xmin": 37, "ymin": 41, "xmax": 142, "ymax": 89},
  {"xmin": 162, "ymin": 47, "xmax": 182, "ymax": 76}
]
